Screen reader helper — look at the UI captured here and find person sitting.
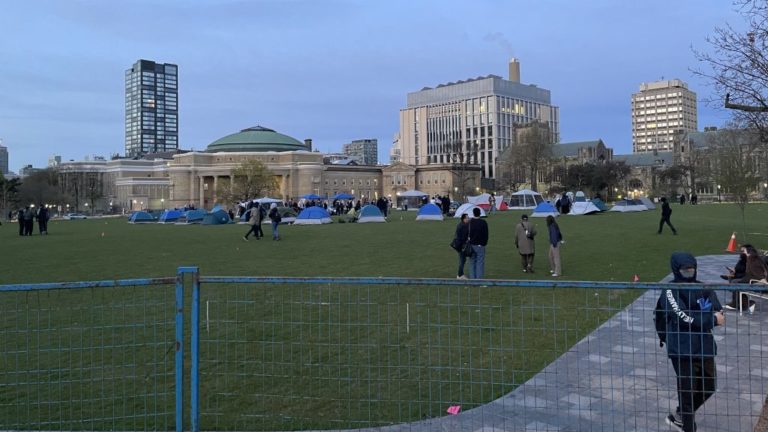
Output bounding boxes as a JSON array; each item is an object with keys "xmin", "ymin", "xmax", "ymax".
[{"xmin": 724, "ymin": 244, "xmax": 768, "ymax": 312}]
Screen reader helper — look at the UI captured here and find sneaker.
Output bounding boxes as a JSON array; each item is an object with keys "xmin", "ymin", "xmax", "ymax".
[
  {"xmin": 522, "ymin": 269, "xmax": 527, "ymax": 273},
  {"xmin": 724, "ymin": 304, "xmax": 736, "ymax": 310},
  {"xmin": 665, "ymin": 412, "xmax": 683, "ymax": 432},
  {"xmin": 242, "ymin": 236, "xmax": 249, "ymax": 241},
  {"xmin": 549, "ymin": 270, "xmax": 555, "ymax": 274},
  {"xmin": 552, "ymin": 273, "xmax": 559, "ymax": 277},
  {"xmin": 456, "ymin": 275, "xmax": 467, "ymax": 280}
]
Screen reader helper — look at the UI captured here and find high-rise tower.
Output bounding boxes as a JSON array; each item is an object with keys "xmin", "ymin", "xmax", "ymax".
[
  {"xmin": 125, "ymin": 60, "xmax": 178, "ymax": 157},
  {"xmin": 631, "ymin": 79, "xmax": 697, "ymax": 153}
]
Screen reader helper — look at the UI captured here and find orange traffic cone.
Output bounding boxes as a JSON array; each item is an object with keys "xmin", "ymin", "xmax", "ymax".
[
  {"xmin": 726, "ymin": 232, "xmax": 737, "ymax": 252},
  {"xmin": 633, "ymin": 274, "xmax": 640, "ymax": 282}
]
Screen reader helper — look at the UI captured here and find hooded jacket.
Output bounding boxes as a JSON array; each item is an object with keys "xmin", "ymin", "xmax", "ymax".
[{"xmin": 654, "ymin": 252, "xmax": 722, "ymax": 358}]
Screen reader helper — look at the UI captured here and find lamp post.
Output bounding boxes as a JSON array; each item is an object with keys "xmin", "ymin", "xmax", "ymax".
[
  {"xmin": 717, "ymin": 184, "xmax": 721, "ymax": 202},
  {"xmin": 764, "ymin": 182, "xmax": 768, "ymax": 200},
  {"xmin": 161, "ymin": 198, "xmax": 165, "ymax": 209}
]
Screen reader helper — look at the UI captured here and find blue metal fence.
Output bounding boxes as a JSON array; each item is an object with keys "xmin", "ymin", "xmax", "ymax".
[{"xmin": 2, "ymin": 268, "xmax": 767, "ymax": 431}]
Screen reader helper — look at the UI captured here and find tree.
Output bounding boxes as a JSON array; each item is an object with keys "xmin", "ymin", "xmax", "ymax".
[
  {"xmin": 0, "ymin": 173, "xmax": 21, "ymax": 217},
  {"xmin": 563, "ymin": 163, "xmax": 594, "ymax": 192},
  {"xmin": 85, "ymin": 176, "xmax": 104, "ymax": 215},
  {"xmin": 447, "ymin": 139, "xmax": 479, "ymax": 199},
  {"xmin": 510, "ymin": 121, "xmax": 554, "ymax": 191},
  {"xmin": 17, "ymin": 169, "xmax": 63, "ymax": 208},
  {"xmin": 496, "ymin": 144, "xmax": 525, "ymax": 194},
  {"xmin": 657, "ymin": 165, "xmax": 688, "ymax": 198},
  {"xmin": 709, "ymin": 127, "xmax": 762, "ymax": 226},
  {"xmin": 224, "ymin": 160, "xmax": 278, "ymax": 204}
]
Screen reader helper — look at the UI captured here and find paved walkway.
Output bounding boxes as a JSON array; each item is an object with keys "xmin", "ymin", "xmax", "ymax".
[{"xmin": 345, "ymin": 255, "xmax": 768, "ymax": 432}]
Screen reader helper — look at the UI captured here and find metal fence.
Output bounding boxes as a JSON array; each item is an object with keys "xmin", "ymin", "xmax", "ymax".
[{"xmin": 2, "ymin": 269, "xmax": 767, "ymax": 431}]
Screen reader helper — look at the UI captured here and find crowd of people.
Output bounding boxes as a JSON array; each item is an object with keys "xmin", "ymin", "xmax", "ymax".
[{"xmin": 11, "ymin": 205, "xmax": 50, "ymax": 236}]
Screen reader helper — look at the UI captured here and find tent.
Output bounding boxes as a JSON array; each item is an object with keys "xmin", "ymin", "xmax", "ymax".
[
  {"xmin": 590, "ymin": 198, "xmax": 609, "ymax": 212},
  {"xmin": 128, "ymin": 211, "xmax": 156, "ymax": 223},
  {"xmin": 467, "ymin": 193, "xmax": 491, "ymax": 205},
  {"xmin": 275, "ymin": 207, "xmax": 298, "ymax": 224},
  {"xmin": 453, "ymin": 203, "xmax": 486, "ymax": 218},
  {"xmin": 210, "ymin": 205, "xmax": 224, "ymax": 213},
  {"xmin": 332, "ymin": 193, "xmax": 354, "ymax": 200},
  {"xmin": 294, "ymin": 207, "xmax": 333, "ymax": 225},
  {"xmin": 638, "ymin": 196, "xmax": 656, "ymax": 210},
  {"xmin": 415, "ymin": 203, "xmax": 444, "ymax": 221},
  {"xmin": 609, "ymin": 199, "xmax": 648, "ymax": 212},
  {"xmin": 177, "ymin": 209, "xmax": 206, "ymax": 224},
  {"xmin": 254, "ymin": 197, "xmax": 282, "ymax": 204},
  {"xmin": 357, "ymin": 205, "xmax": 386, "ymax": 223},
  {"xmin": 569, "ymin": 201, "xmax": 601, "ymax": 215},
  {"xmin": 399, "ymin": 189, "xmax": 428, "ymax": 197},
  {"xmin": 158, "ymin": 209, "xmax": 183, "ymax": 224},
  {"xmin": 508, "ymin": 189, "xmax": 544, "ymax": 209},
  {"xmin": 574, "ymin": 191, "xmax": 587, "ymax": 202},
  {"xmin": 302, "ymin": 193, "xmax": 323, "ymax": 200},
  {"xmin": 531, "ymin": 202, "xmax": 559, "ymax": 218},
  {"xmin": 497, "ymin": 201, "xmax": 509, "ymax": 211},
  {"xmin": 202, "ymin": 209, "xmax": 231, "ymax": 225}
]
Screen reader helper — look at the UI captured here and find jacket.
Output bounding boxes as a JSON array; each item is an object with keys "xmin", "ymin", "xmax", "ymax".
[
  {"xmin": 468, "ymin": 218, "xmax": 488, "ymax": 246},
  {"xmin": 454, "ymin": 221, "xmax": 469, "ymax": 249},
  {"xmin": 547, "ymin": 223, "xmax": 562, "ymax": 247},
  {"xmin": 737, "ymin": 255, "xmax": 768, "ymax": 283},
  {"xmin": 661, "ymin": 201, "xmax": 672, "ymax": 218},
  {"xmin": 654, "ymin": 252, "xmax": 722, "ymax": 358},
  {"xmin": 514, "ymin": 221, "xmax": 536, "ymax": 254}
]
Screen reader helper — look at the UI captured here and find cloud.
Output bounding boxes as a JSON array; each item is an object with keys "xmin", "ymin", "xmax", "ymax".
[{"xmin": 483, "ymin": 32, "xmax": 515, "ymax": 57}]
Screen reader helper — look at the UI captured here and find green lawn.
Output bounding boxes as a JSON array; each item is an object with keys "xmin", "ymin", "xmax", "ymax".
[{"xmin": 0, "ymin": 204, "xmax": 765, "ymax": 430}]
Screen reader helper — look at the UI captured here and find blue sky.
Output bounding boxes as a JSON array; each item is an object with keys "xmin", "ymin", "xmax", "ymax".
[{"xmin": 0, "ymin": 0, "xmax": 742, "ymax": 172}]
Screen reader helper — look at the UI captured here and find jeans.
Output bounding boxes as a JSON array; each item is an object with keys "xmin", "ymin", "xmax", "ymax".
[
  {"xmin": 659, "ymin": 216, "xmax": 677, "ymax": 234},
  {"xmin": 271, "ymin": 221, "xmax": 279, "ymax": 239},
  {"xmin": 457, "ymin": 251, "xmax": 468, "ymax": 277},
  {"xmin": 548, "ymin": 245, "xmax": 561, "ymax": 274},
  {"xmin": 470, "ymin": 245, "xmax": 485, "ymax": 279}
]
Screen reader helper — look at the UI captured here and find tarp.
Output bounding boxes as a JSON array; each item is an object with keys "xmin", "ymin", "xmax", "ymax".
[
  {"xmin": 531, "ymin": 202, "xmax": 559, "ymax": 218},
  {"xmin": 590, "ymin": 198, "xmax": 609, "ymax": 212},
  {"xmin": 639, "ymin": 196, "xmax": 656, "ymax": 210},
  {"xmin": 178, "ymin": 209, "xmax": 206, "ymax": 224},
  {"xmin": 568, "ymin": 201, "xmax": 601, "ymax": 215},
  {"xmin": 415, "ymin": 203, "xmax": 444, "ymax": 221},
  {"xmin": 254, "ymin": 197, "xmax": 282, "ymax": 204},
  {"xmin": 453, "ymin": 203, "xmax": 486, "ymax": 218},
  {"xmin": 357, "ymin": 205, "xmax": 386, "ymax": 223},
  {"xmin": 302, "ymin": 194, "xmax": 323, "ymax": 200},
  {"xmin": 128, "ymin": 211, "xmax": 156, "ymax": 224},
  {"xmin": 609, "ymin": 199, "xmax": 648, "ymax": 212},
  {"xmin": 202, "ymin": 209, "xmax": 231, "ymax": 225},
  {"xmin": 294, "ymin": 207, "xmax": 333, "ymax": 225},
  {"xmin": 399, "ymin": 189, "xmax": 428, "ymax": 197},
  {"xmin": 508, "ymin": 189, "xmax": 543, "ymax": 209},
  {"xmin": 332, "ymin": 193, "xmax": 354, "ymax": 200},
  {"xmin": 158, "ymin": 209, "xmax": 183, "ymax": 223}
]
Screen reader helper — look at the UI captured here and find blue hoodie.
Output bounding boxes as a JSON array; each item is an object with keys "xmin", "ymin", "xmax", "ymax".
[{"xmin": 654, "ymin": 252, "xmax": 722, "ymax": 358}]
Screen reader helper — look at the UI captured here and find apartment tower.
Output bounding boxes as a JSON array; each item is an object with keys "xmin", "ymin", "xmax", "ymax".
[{"xmin": 631, "ymin": 79, "xmax": 697, "ymax": 153}]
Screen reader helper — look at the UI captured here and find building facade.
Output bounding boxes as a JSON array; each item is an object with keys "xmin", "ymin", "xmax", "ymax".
[
  {"xmin": 631, "ymin": 79, "xmax": 697, "ymax": 153},
  {"xmin": 342, "ymin": 139, "xmax": 378, "ymax": 165},
  {"xmin": 0, "ymin": 141, "xmax": 8, "ymax": 175},
  {"xmin": 398, "ymin": 59, "xmax": 560, "ymax": 179},
  {"xmin": 125, "ymin": 59, "xmax": 179, "ymax": 157}
]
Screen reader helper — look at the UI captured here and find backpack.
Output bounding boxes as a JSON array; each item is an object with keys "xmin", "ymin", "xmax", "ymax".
[{"xmin": 269, "ymin": 208, "xmax": 281, "ymax": 223}]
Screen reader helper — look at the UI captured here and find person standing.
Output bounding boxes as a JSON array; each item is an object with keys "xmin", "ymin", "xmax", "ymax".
[
  {"xmin": 242, "ymin": 207, "xmax": 260, "ymax": 241},
  {"xmin": 654, "ymin": 252, "xmax": 724, "ymax": 432},
  {"xmin": 453, "ymin": 213, "xmax": 470, "ymax": 279},
  {"xmin": 23, "ymin": 206, "xmax": 34, "ymax": 236},
  {"xmin": 515, "ymin": 214, "xmax": 537, "ymax": 273},
  {"xmin": 468, "ymin": 207, "xmax": 488, "ymax": 279},
  {"xmin": 37, "ymin": 204, "xmax": 49, "ymax": 235},
  {"xmin": 17, "ymin": 208, "xmax": 25, "ymax": 236},
  {"xmin": 546, "ymin": 215, "xmax": 563, "ymax": 277},
  {"xmin": 268, "ymin": 203, "xmax": 282, "ymax": 241},
  {"xmin": 679, "ymin": 194, "xmax": 686, "ymax": 205},
  {"xmin": 658, "ymin": 197, "xmax": 677, "ymax": 235}
]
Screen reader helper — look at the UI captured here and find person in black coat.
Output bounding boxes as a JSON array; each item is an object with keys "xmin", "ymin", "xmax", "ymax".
[
  {"xmin": 658, "ymin": 197, "xmax": 677, "ymax": 235},
  {"xmin": 452, "ymin": 213, "xmax": 470, "ymax": 279},
  {"xmin": 17, "ymin": 208, "xmax": 25, "ymax": 236},
  {"xmin": 37, "ymin": 205, "xmax": 50, "ymax": 235},
  {"xmin": 654, "ymin": 252, "xmax": 724, "ymax": 432},
  {"xmin": 468, "ymin": 207, "xmax": 489, "ymax": 279}
]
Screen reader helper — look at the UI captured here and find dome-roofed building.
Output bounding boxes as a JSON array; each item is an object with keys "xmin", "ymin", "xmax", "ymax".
[{"xmin": 206, "ymin": 126, "xmax": 309, "ymax": 153}]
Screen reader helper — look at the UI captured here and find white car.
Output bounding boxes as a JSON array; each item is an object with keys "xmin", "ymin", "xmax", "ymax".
[{"xmin": 63, "ymin": 213, "xmax": 88, "ymax": 220}]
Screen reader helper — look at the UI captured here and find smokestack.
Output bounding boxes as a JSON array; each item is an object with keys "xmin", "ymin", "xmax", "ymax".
[
  {"xmin": 508, "ymin": 58, "xmax": 520, "ymax": 83},
  {"xmin": 304, "ymin": 139, "xmax": 312, "ymax": 151}
]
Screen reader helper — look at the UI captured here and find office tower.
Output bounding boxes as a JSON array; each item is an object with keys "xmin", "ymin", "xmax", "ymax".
[
  {"xmin": 342, "ymin": 139, "xmax": 378, "ymax": 165},
  {"xmin": 125, "ymin": 59, "xmax": 178, "ymax": 157},
  {"xmin": 399, "ymin": 59, "xmax": 559, "ymax": 178},
  {"xmin": 0, "ymin": 140, "xmax": 8, "ymax": 175},
  {"xmin": 631, "ymin": 79, "xmax": 697, "ymax": 153}
]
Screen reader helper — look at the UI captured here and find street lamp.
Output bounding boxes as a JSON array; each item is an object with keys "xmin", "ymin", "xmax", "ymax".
[
  {"xmin": 161, "ymin": 198, "xmax": 165, "ymax": 209},
  {"xmin": 717, "ymin": 184, "xmax": 721, "ymax": 202}
]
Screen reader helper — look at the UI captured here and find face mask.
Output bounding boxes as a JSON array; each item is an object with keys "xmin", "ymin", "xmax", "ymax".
[{"xmin": 680, "ymin": 268, "xmax": 696, "ymax": 279}]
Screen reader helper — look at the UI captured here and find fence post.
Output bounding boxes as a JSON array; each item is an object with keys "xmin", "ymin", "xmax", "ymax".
[
  {"xmin": 191, "ymin": 267, "xmax": 201, "ymax": 432},
  {"xmin": 176, "ymin": 266, "xmax": 198, "ymax": 432}
]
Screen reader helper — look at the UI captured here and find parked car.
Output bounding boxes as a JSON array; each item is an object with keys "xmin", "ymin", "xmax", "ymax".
[{"xmin": 63, "ymin": 213, "xmax": 87, "ymax": 220}]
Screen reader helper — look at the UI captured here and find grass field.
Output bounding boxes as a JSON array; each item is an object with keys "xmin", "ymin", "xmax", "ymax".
[{"xmin": 0, "ymin": 203, "xmax": 766, "ymax": 430}]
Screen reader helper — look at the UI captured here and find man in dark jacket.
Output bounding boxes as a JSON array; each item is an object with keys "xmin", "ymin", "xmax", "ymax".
[
  {"xmin": 17, "ymin": 208, "xmax": 25, "ymax": 236},
  {"xmin": 37, "ymin": 205, "xmax": 49, "ymax": 235},
  {"xmin": 658, "ymin": 197, "xmax": 677, "ymax": 235},
  {"xmin": 468, "ymin": 207, "xmax": 489, "ymax": 279},
  {"xmin": 655, "ymin": 252, "xmax": 724, "ymax": 432}
]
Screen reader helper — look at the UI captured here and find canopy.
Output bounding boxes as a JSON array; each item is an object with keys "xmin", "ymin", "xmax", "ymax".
[
  {"xmin": 294, "ymin": 207, "xmax": 333, "ymax": 225},
  {"xmin": 531, "ymin": 202, "xmax": 559, "ymax": 218},
  {"xmin": 128, "ymin": 211, "xmax": 156, "ymax": 224},
  {"xmin": 302, "ymin": 194, "xmax": 323, "ymax": 200},
  {"xmin": 178, "ymin": 209, "xmax": 206, "ymax": 224},
  {"xmin": 609, "ymin": 199, "xmax": 648, "ymax": 212},
  {"xmin": 202, "ymin": 209, "xmax": 231, "ymax": 225},
  {"xmin": 638, "ymin": 196, "xmax": 656, "ymax": 210},
  {"xmin": 332, "ymin": 193, "xmax": 354, "ymax": 200},
  {"xmin": 508, "ymin": 189, "xmax": 543, "ymax": 209},
  {"xmin": 158, "ymin": 209, "xmax": 183, "ymax": 223},
  {"xmin": 568, "ymin": 201, "xmax": 601, "ymax": 215},
  {"xmin": 254, "ymin": 197, "xmax": 282, "ymax": 204},
  {"xmin": 357, "ymin": 205, "xmax": 386, "ymax": 223},
  {"xmin": 590, "ymin": 198, "xmax": 609, "ymax": 212},
  {"xmin": 399, "ymin": 189, "xmax": 428, "ymax": 197},
  {"xmin": 416, "ymin": 203, "xmax": 444, "ymax": 221},
  {"xmin": 453, "ymin": 203, "xmax": 486, "ymax": 218}
]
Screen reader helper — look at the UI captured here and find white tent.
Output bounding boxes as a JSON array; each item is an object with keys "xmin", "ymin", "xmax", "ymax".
[
  {"xmin": 568, "ymin": 201, "xmax": 601, "ymax": 215},
  {"xmin": 574, "ymin": 191, "xmax": 587, "ymax": 202},
  {"xmin": 508, "ymin": 189, "xmax": 544, "ymax": 209},
  {"xmin": 399, "ymin": 190, "xmax": 428, "ymax": 197},
  {"xmin": 453, "ymin": 203, "xmax": 486, "ymax": 218},
  {"xmin": 639, "ymin": 196, "xmax": 656, "ymax": 210},
  {"xmin": 254, "ymin": 197, "xmax": 282, "ymax": 204},
  {"xmin": 609, "ymin": 199, "xmax": 649, "ymax": 212},
  {"xmin": 467, "ymin": 193, "xmax": 491, "ymax": 205}
]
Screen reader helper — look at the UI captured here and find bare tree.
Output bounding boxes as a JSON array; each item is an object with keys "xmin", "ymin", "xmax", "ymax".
[
  {"xmin": 447, "ymin": 139, "xmax": 478, "ymax": 199},
  {"xmin": 709, "ymin": 127, "xmax": 762, "ymax": 227},
  {"xmin": 510, "ymin": 121, "xmax": 554, "ymax": 191}
]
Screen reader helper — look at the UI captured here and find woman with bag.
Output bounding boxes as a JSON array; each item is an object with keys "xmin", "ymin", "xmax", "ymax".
[
  {"xmin": 546, "ymin": 215, "xmax": 564, "ymax": 277},
  {"xmin": 451, "ymin": 213, "xmax": 470, "ymax": 279}
]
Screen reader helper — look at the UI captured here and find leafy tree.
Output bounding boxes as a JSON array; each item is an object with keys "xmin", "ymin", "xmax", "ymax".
[
  {"xmin": 17, "ymin": 169, "xmax": 63, "ymax": 208},
  {"xmin": 563, "ymin": 164, "xmax": 594, "ymax": 192},
  {"xmin": 224, "ymin": 160, "xmax": 278, "ymax": 204},
  {"xmin": 0, "ymin": 173, "xmax": 21, "ymax": 217},
  {"xmin": 657, "ymin": 165, "xmax": 688, "ymax": 198}
]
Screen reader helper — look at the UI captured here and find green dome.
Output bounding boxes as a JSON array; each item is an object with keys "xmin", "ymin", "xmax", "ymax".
[{"xmin": 206, "ymin": 126, "xmax": 307, "ymax": 152}]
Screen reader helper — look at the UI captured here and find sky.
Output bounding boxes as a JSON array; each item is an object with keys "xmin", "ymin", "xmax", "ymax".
[{"xmin": 0, "ymin": 0, "xmax": 745, "ymax": 173}]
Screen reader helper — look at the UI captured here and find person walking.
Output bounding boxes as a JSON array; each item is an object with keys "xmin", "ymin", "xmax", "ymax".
[
  {"xmin": 268, "ymin": 203, "xmax": 282, "ymax": 241},
  {"xmin": 654, "ymin": 252, "xmax": 724, "ymax": 432},
  {"xmin": 546, "ymin": 215, "xmax": 563, "ymax": 277},
  {"xmin": 37, "ymin": 205, "xmax": 49, "ymax": 235},
  {"xmin": 658, "ymin": 197, "xmax": 677, "ymax": 235},
  {"xmin": 17, "ymin": 208, "xmax": 25, "ymax": 236},
  {"xmin": 515, "ymin": 214, "xmax": 537, "ymax": 273},
  {"xmin": 452, "ymin": 213, "xmax": 470, "ymax": 279},
  {"xmin": 468, "ymin": 207, "xmax": 488, "ymax": 279},
  {"xmin": 242, "ymin": 207, "xmax": 260, "ymax": 241}
]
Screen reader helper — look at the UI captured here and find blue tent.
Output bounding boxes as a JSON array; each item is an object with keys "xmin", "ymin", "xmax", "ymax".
[
  {"xmin": 358, "ymin": 205, "xmax": 386, "ymax": 223},
  {"xmin": 416, "ymin": 203, "xmax": 444, "ymax": 221},
  {"xmin": 530, "ymin": 202, "xmax": 559, "ymax": 218},
  {"xmin": 178, "ymin": 209, "xmax": 206, "ymax": 224},
  {"xmin": 158, "ymin": 209, "xmax": 183, "ymax": 224},
  {"xmin": 302, "ymin": 194, "xmax": 323, "ymax": 200},
  {"xmin": 294, "ymin": 207, "xmax": 332, "ymax": 225},
  {"xmin": 332, "ymin": 193, "xmax": 354, "ymax": 200},
  {"xmin": 210, "ymin": 205, "xmax": 224, "ymax": 213},
  {"xmin": 202, "ymin": 209, "xmax": 231, "ymax": 225},
  {"xmin": 128, "ymin": 211, "xmax": 156, "ymax": 223},
  {"xmin": 591, "ymin": 198, "xmax": 609, "ymax": 212}
]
